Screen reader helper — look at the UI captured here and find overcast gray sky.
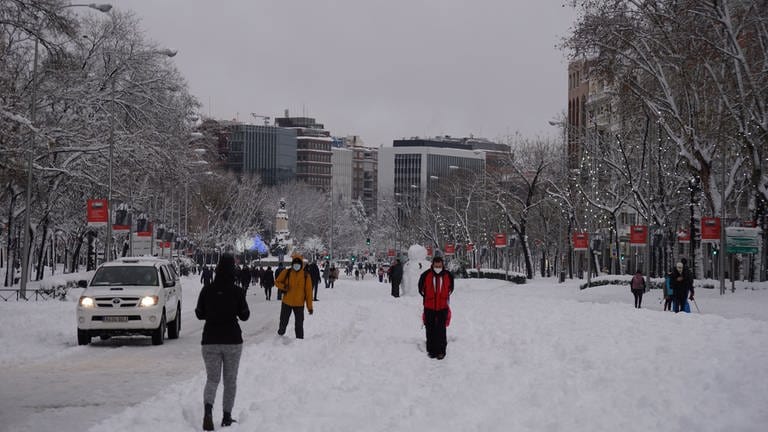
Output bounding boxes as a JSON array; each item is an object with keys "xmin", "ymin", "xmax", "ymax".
[{"xmin": 114, "ymin": 0, "xmax": 576, "ymax": 146}]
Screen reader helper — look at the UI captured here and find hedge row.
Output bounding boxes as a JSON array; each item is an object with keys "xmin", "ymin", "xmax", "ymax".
[{"xmin": 466, "ymin": 269, "xmax": 527, "ymax": 284}]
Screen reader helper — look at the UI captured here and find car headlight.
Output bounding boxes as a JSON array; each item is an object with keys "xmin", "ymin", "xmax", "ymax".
[
  {"xmin": 79, "ymin": 296, "xmax": 95, "ymax": 308},
  {"xmin": 139, "ymin": 296, "xmax": 159, "ymax": 307}
]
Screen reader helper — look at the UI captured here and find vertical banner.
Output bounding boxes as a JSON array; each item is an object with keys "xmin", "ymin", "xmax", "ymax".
[
  {"xmin": 494, "ymin": 233, "xmax": 507, "ymax": 248},
  {"xmin": 466, "ymin": 243, "xmax": 475, "ymax": 252},
  {"xmin": 87, "ymin": 199, "xmax": 108, "ymax": 227},
  {"xmin": 444, "ymin": 243, "xmax": 456, "ymax": 255},
  {"xmin": 387, "ymin": 248, "xmax": 396, "ymax": 258},
  {"xmin": 573, "ymin": 232, "xmax": 589, "ymax": 251},
  {"xmin": 629, "ymin": 225, "xmax": 648, "ymax": 246},
  {"xmin": 112, "ymin": 203, "xmax": 132, "ymax": 232},
  {"xmin": 701, "ymin": 217, "xmax": 721, "ymax": 242},
  {"xmin": 677, "ymin": 229, "xmax": 690, "ymax": 244},
  {"xmin": 132, "ymin": 221, "xmax": 152, "ymax": 256}
]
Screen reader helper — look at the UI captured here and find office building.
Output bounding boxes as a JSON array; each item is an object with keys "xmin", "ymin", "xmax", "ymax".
[{"xmin": 274, "ymin": 112, "xmax": 332, "ymax": 190}]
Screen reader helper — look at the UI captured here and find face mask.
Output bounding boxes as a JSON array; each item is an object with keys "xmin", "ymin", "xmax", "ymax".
[
  {"xmin": 433, "ymin": 267, "xmax": 443, "ymax": 274},
  {"xmin": 292, "ymin": 264, "xmax": 301, "ymax": 271}
]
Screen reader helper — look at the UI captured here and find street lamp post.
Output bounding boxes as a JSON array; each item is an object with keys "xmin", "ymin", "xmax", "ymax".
[
  {"xmin": 19, "ymin": 2, "xmax": 111, "ymax": 299},
  {"xmin": 104, "ymin": 48, "xmax": 176, "ymax": 264}
]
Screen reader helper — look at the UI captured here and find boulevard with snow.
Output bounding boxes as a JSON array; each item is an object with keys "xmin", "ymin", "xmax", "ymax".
[{"xmin": 1, "ymin": 272, "xmax": 767, "ymax": 432}]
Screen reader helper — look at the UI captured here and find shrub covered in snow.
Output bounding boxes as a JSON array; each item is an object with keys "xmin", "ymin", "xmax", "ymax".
[{"xmin": 466, "ymin": 268, "xmax": 527, "ymax": 284}]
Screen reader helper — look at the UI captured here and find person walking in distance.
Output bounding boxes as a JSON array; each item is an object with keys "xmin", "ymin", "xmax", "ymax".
[
  {"xmin": 201, "ymin": 265, "xmax": 213, "ymax": 286},
  {"xmin": 630, "ymin": 270, "xmax": 646, "ymax": 308},
  {"xmin": 418, "ymin": 256, "xmax": 454, "ymax": 360},
  {"xmin": 329, "ymin": 265, "xmax": 338, "ymax": 288},
  {"xmin": 261, "ymin": 266, "xmax": 274, "ymax": 301},
  {"xmin": 194, "ymin": 253, "xmax": 250, "ymax": 430},
  {"xmin": 322, "ymin": 261, "xmax": 331, "ymax": 288},
  {"xmin": 671, "ymin": 261, "xmax": 694, "ymax": 313},
  {"xmin": 239, "ymin": 265, "xmax": 251, "ymax": 294},
  {"xmin": 388, "ymin": 258, "xmax": 403, "ymax": 298},
  {"xmin": 275, "ymin": 255, "xmax": 314, "ymax": 338},
  {"xmin": 307, "ymin": 260, "xmax": 321, "ymax": 301}
]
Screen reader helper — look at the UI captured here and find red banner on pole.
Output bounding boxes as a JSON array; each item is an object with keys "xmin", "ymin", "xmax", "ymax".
[
  {"xmin": 136, "ymin": 222, "xmax": 152, "ymax": 238},
  {"xmin": 573, "ymin": 232, "xmax": 589, "ymax": 251},
  {"xmin": 494, "ymin": 233, "xmax": 507, "ymax": 248},
  {"xmin": 387, "ymin": 248, "xmax": 396, "ymax": 258},
  {"xmin": 112, "ymin": 204, "xmax": 131, "ymax": 232},
  {"xmin": 677, "ymin": 229, "xmax": 690, "ymax": 244},
  {"xmin": 445, "ymin": 243, "xmax": 456, "ymax": 255},
  {"xmin": 701, "ymin": 217, "xmax": 721, "ymax": 242},
  {"xmin": 87, "ymin": 199, "xmax": 108, "ymax": 227},
  {"xmin": 466, "ymin": 243, "xmax": 474, "ymax": 252},
  {"xmin": 630, "ymin": 225, "xmax": 648, "ymax": 246}
]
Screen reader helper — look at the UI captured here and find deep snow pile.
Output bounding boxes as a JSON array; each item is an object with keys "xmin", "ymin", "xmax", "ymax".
[{"xmin": 85, "ymin": 277, "xmax": 768, "ymax": 432}]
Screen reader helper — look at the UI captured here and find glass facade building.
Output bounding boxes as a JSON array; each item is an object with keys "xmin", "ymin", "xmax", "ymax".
[{"xmin": 228, "ymin": 125, "xmax": 297, "ymax": 185}]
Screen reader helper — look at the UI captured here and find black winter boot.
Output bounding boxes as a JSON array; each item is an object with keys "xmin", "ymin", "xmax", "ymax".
[
  {"xmin": 203, "ymin": 403, "xmax": 214, "ymax": 431},
  {"xmin": 222, "ymin": 412, "xmax": 236, "ymax": 427}
]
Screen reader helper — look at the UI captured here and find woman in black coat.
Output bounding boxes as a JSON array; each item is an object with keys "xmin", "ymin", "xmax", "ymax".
[
  {"xmin": 195, "ymin": 253, "xmax": 250, "ymax": 430},
  {"xmin": 261, "ymin": 266, "xmax": 275, "ymax": 301}
]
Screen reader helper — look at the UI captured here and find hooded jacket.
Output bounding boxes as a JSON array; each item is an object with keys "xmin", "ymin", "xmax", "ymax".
[
  {"xmin": 275, "ymin": 255, "xmax": 314, "ymax": 311},
  {"xmin": 195, "ymin": 256, "xmax": 250, "ymax": 344}
]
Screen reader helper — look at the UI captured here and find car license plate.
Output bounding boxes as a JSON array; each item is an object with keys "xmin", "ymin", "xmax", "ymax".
[{"xmin": 103, "ymin": 316, "xmax": 129, "ymax": 323}]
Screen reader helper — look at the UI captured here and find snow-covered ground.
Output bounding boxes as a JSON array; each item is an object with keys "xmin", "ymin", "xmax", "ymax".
[{"xmin": 1, "ymin": 274, "xmax": 767, "ymax": 432}]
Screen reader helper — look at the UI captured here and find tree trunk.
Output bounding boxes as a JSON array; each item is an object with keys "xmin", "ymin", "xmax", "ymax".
[
  {"xmin": 612, "ymin": 216, "xmax": 621, "ymax": 275},
  {"xmin": 4, "ymin": 185, "xmax": 17, "ymax": 287},
  {"xmin": 71, "ymin": 232, "xmax": 86, "ymax": 273},
  {"xmin": 517, "ymin": 226, "xmax": 533, "ymax": 279},
  {"xmin": 86, "ymin": 230, "xmax": 96, "ymax": 271},
  {"xmin": 35, "ymin": 217, "xmax": 50, "ymax": 281}
]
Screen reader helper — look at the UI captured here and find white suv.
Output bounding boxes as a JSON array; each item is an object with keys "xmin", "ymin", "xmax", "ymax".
[{"xmin": 76, "ymin": 257, "xmax": 182, "ymax": 346}]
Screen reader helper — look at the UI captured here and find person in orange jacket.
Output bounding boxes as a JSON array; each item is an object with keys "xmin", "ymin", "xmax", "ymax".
[
  {"xmin": 418, "ymin": 256, "xmax": 454, "ymax": 360},
  {"xmin": 275, "ymin": 255, "xmax": 314, "ymax": 339}
]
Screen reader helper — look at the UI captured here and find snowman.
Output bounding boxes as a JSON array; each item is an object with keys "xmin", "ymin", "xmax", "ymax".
[{"xmin": 401, "ymin": 244, "xmax": 432, "ymax": 296}]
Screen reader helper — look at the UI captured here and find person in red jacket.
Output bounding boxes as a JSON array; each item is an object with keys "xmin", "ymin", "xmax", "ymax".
[{"xmin": 418, "ymin": 256, "xmax": 454, "ymax": 360}]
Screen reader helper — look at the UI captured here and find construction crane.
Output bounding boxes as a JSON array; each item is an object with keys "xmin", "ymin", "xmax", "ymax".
[{"xmin": 251, "ymin": 113, "xmax": 270, "ymax": 125}]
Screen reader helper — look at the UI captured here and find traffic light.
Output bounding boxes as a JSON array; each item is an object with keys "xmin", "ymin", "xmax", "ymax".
[
  {"xmin": 366, "ymin": 238, "xmax": 371, "ymax": 245},
  {"xmin": 712, "ymin": 245, "xmax": 718, "ymax": 256},
  {"xmin": 351, "ymin": 255, "xmax": 356, "ymax": 262}
]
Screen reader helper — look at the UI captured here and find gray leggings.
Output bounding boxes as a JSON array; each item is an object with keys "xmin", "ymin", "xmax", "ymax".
[{"xmin": 202, "ymin": 344, "xmax": 243, "ymax": 412}]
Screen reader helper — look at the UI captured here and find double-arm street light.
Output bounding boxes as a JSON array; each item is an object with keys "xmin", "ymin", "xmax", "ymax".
[{"xmin": 19, "ymin": 2, "xmax": 111, "ymax": 299}]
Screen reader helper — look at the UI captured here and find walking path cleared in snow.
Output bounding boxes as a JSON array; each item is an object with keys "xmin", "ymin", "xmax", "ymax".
[{"xmin": 1, "ymin": 275, "xmax": 767, "ymax": 432}]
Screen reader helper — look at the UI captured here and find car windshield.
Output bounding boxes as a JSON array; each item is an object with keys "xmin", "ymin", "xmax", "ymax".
[{"xmin": 91, "ymin": 266, "xmax": 159, "ymax": 286}]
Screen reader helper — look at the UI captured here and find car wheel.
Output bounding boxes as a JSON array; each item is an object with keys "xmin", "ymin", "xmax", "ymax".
[
  {"xmin": 77, "ymin": 329, "xmax": 91, "ymax": 346},
  {"xmin": 167, "ymin": 304, "xmax": 181, "ymax": 340},
  {"xmin": 151, "ymin": 312, "xmax": 166, "ymax": 345}
]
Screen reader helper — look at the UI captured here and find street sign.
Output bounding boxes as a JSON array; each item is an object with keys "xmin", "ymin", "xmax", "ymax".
[
  {"xmin": 677, "ymin": 229, "xmax": 690, "ymax": 244},
  {"xmin": 573, "ymin": 232, "xmax": 589, "ymax": 251},
  {"xmin": 466, "ymin": 243, "xmax": 475, "ymax": 252},
  {"xmin": 387, "ymin": 248, "xmax": 396, "ymax": 258},
  {"xmin": 701, "ymin": 217, "xmax": 721, "ymax": 242},
  {"xmin": 445, "ymin": 243, "xmax": 456, "ymax": 255},
  {"xmin": 494, "ymin": 233, "xmax": 507, "ymax": 248},
  {"xmin": 629, "ymin": 225, "xmax": 648, "ymax": 246},
  {"xmin": 725, "ymin": 227, "xmax": 760, "ymax": 254}
]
